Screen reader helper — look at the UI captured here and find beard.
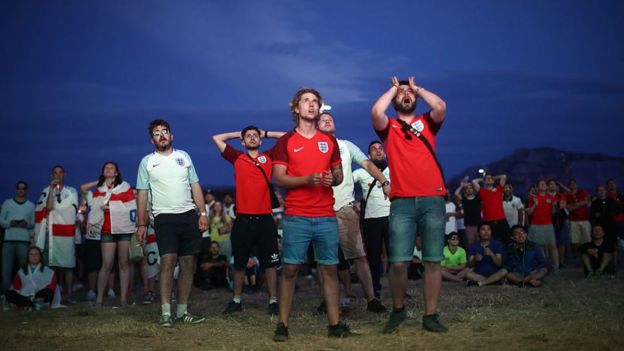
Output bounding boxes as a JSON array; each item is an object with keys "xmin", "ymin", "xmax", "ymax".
[
  {"xmin": 372, "ymin": 159, "xmax": 387, "ymax": 170},
  {"xmin": 392, "ymin": 99, "xmax": 416, "ymax": 115},
  {"xmin": 246, "ymin": 144, "xmax": 260, "ymax": 151},
  {"xmin": 155, "ymin": 140, "xmax": 172, "ymax": 151}
]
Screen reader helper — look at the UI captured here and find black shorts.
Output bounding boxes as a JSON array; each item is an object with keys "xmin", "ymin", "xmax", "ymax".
[
  {"xmin": 83, "ymin": 239, "xmax": 102, "ymax": 273},
  {"xmin": 230, "ymin": 214, "xmax": 280, "ymax": 270},
  {"xmin": 154, "ymin": 210, "xmax": 201, "ymax": 256}
]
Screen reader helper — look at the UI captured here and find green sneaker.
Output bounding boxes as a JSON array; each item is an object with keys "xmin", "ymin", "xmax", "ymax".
[
  {"xmin": 382, "ymin": 307, "xmax": 407, "ymax": 334},
  {"xmin": 159, "ymin": 314, "xmax": 173, "ymax": 327},
  {"xmin": 422, "ymin": 314, "xmax": 448, "ymax": 333},
  {"xmin": 273, "ymin": 322, "xmax": 289, "ymax": 342},
  {"xmin": 174, "ymin": 311, "xmax": 206, "ymax": 324}
]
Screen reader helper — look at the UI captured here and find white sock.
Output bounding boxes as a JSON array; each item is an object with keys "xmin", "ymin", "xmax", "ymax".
[
  {"xmin": 161, "ymin": 303, "xmax": 171, "ymax": 316},
  {"xmin": 176, "ymin": 303, "xmax": 187, "ymax": 317}
]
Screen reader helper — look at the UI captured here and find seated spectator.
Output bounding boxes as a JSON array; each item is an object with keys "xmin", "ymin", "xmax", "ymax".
[
  {"xmin": 440, "ymin": 232, "xmax": 469, "ymax": 282},
  {"xmin": 229, "ymin": 255, "xmax": 260, "ymax": 293},
  {"xmin": 5, "ymin": 246, "xmax": 57, "ymax": 309},
  {"xmin": 465, "ymin": 223, "xmax": 507, "ymax": 286},
  {"xmin": 579, "ymin": 224, "xmax": 616, "ymax": 278},
  {"xmin": 196, "ymin": 241, "xmax": 229, "ymax": 290},
  {"xmin": 504, "ymin": 225, "xmax": 548, "ymax": 287},
  {"xmin": 408, "ymin": 236, "xmax": 423, "ymax": 281}
]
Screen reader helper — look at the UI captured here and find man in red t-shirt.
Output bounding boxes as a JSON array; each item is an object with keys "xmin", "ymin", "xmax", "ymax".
[
  {"xmin": 371, "ymin": 76, "xmax": 447, "ymax": 334},
  {"xmin": 472, "ymin": 173, "xmax": 511, "ymax": 244},
  {"xmin": 270, "ymin": 88, "xmax": 355, "ymax": 341},
  {"xmin": 526, "ymin": 180, "xmax": 559, "ymax": 273},
  {"xmin": 212, "ymin": 125, "xmax": 286, "ymax": 316},
  {"xmin": 566, "ymin": 179, "xmax": 591, "ymax": 247}
]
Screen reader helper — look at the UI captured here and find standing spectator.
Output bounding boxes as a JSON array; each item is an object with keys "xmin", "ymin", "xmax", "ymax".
[
  {"xmin": 440, "ymin": 232, "xmax": 469, "ymax": 282},
  {"xmin": 566, "ymin": 179, "xmax": 592, "ymax": 248},
  {"xmin": 223, "ymin": 193, "xmax": 236, "ymax": 220},
  {"xmin": 465, "ymin": 223, "xmax": 507, "ymax": 286},
  {"xmin": 135, "ymin": 119, "xmax": 208, "ymax": 327},
  {"xmin": 455, "ymin": 180, "xmax": 481, "ymax": 247},
  {"xmin": 472, "ymin": 173, "xmax": 511, "ymax": 244},
  {"xmin": 271, "ymin": 87, "xmax": 352, "ymax": 341},
  {"xmin": 317, "ymin": 112, "xmax": 388, "ymax": 313},
  {"xmin": 502, "ymin": 184, "xmax": 524, "ymax": 227},
  {"xmin": 34, "ymin": 165, "xmax": 78, "ymax": 303},
  {"xmin": 5, "ymin": 246, "xmax": 57, "ymax": 309},
  {"xmin": 503, "ymin": 225, "xmax": 548, "ymax": 287},
  {"xmin": 81, "ymin": 162, "xmax": 136, "ymax": 307},
  {"xmin": 606, "ymin": 179, "xmax": 624, "ymax": 241},
  {"xmin": 353, "ymin": 140, "xmax": 390, "ymax": 299},
  {"xmin": 212, "ymin": 126, "xmax": 284, "ymax": 315},
  {"xmin": 445, "ymin": 195, "xmax": 459, "ymax": 235},
  {"xmin": 548, "ymin": 180, "xmax": 569, "ymax": 268},
  {"xmin": 371, "ymin": 76, "xmax": 448, "ymax": 333},
  {"xmin": 591, "ymin": 185, "xmax": 618, "ymax": 247},
  {"xmin": 526, "ymin": 180, "xmax": 559, "ymax": 273},
  {"xmin": 208, "ymin": 202, "xmax": 233, "ymax": 260},
  {"xmin": 1, "ymin": 181, "xmax": 35, "ymax": 298},
  {"xmin": 579, "ymin": 224, "xmax": 615, "ymax": 277}
]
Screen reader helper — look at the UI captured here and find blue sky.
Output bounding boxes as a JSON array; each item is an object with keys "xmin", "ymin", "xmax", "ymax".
[{"xmin": 2, "ymin": 0, "xmax": 623, "ymax": 201}]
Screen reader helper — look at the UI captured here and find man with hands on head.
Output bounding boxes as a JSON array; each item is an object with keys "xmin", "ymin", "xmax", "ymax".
[
  {"xmin": 271, "ymin": 88, "xmax": 355, "ymax": 341},
  {"xmin": 212, "ymin": 126, "xmax": 285, "ymax": 316},
  {"xmin": 371, "ymin": 76, "xmax": 448, "ymax": 333},
  {"xmin": 135, "ymin": 119, "xmax": 208, "ymax": 327}
]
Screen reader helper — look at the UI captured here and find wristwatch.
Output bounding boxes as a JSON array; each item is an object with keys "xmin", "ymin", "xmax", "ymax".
[
  {"xmin": 381, "ymin": 180, "xmax": 390, "ymax": 187},
  {"xmin": 200, "ymin": 212, "xmax": 207, "ymax": 217}
]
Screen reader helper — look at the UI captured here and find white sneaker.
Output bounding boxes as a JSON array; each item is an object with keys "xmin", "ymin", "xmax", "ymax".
[
  {"xmin": 86, "ymin": 290, "xmax": 96, "ymax": 302},
  {"xmin": 51, "ymin": 303, "xmax": 67, "ymax": 309},
  {"xmin": 107, "ymin": 289, "xmax": 116, "ymax": 298}
]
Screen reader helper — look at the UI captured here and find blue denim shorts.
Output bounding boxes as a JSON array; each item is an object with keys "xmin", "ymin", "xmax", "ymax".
[
  {"xmin": 389, "ymin": 196, "xmax": 445, "ymax": 263},
  {"xmin": 281, "ymin": 216, "xmax": 338, "ymax": 265}
]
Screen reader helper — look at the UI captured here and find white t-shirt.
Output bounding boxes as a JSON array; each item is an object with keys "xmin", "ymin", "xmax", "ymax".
[
  {"xmin": 332, "ymin": 139, "xmax": 368, "ymax": 211},
  {"xmin": 503, "ymin": 195, "xmax": 524, "ymax": 226},
  {"xmin": 136, "ymin": 149, "xmax": 199, "ymax": 217},
  {"xmin": 445, "ymin": 202, "xmax": 457, "ymax": 234},
  {"xmin": 353, "ymin": 167, "xmax": 390, "ymax": 219}
]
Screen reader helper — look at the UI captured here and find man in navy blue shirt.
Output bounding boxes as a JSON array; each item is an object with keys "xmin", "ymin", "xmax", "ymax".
[{"xmin": 465, "ymin": 223, "xmax": 507, "ymax": 286}]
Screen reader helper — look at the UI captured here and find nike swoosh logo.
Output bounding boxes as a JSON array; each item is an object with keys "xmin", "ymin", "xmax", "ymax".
[
  {"xmin": 152, "ymin": 164, "xmax": 160, "ymax": 167},
  {"xmin": 294, "ymin": 147, "xmax": 304, "ymax": 152}
]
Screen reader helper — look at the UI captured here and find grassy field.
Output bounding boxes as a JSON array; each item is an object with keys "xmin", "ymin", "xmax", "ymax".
[{"xmin": 1, "ymin": 268, "xmax": 622, "ymax": 351}]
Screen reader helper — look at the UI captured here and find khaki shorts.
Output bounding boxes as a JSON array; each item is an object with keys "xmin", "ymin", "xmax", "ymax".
[
  {"xmin": 336, "ymin": 205, "xmax": 366, "ymax": 260},
  {"xmin": 569, "ymin": 220, "xmax": 591, "ymax": 244}
]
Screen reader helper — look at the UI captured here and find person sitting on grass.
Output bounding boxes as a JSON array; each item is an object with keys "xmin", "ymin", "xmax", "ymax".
[
  {"xmin": 5, "ymin": 246, "xmax": 57, "ymax": 309},
  {"xmin": 579, "ymin": 224, "xmax": 616, "ymax": 278},
  {"xmin": 196, "ymin": 241, "xmax": 229, "ymax": 290},
  {"xmin": 465, "ymin": 223, "xmax": 507, "ymax": 286},
  {"xmin": 503, "ymin": 225, "xmax": 548, "ymax": 287},
  {"xmin": 440, "ymin": 232, "xmax": 469, "ymax": 282}
]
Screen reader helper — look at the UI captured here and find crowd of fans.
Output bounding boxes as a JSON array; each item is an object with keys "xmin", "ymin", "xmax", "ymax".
[{"xmin": 0, "ymin": 170, "xmax": 621, "ymax": 312}]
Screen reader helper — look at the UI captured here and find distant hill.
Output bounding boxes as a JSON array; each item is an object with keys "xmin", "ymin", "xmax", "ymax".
[{"xmin": 447, "ymin": 147, "xmax": 624, "ymax": 200}]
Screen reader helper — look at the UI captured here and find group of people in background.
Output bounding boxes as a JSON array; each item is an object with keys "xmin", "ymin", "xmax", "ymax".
[{"xmin": 1, "ymin": 77, "xmax": 623, "ymax": 342}]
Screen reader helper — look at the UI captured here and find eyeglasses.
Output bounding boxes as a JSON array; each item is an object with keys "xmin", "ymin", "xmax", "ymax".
[
  {"xmin": 16, "ymin": 187, "xmax": 27, "ymax": 191},
  {"xmin": 449, "ymin": 237, "xmax": 459, "ymax": 241},
  {"xmin": 152, "ymin": 129, "xmax": 170, "ymax": 137}
]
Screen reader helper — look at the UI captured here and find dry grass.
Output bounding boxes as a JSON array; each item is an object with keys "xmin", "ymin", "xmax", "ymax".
[{"xmin": 1, "ymin": 269, "xmax": 623, "ymax": 351}]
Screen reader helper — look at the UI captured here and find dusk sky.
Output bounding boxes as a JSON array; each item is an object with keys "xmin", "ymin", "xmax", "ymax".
[{"xmin": 2, "ymin": 0, "xmax": 623, "ymax": 202}]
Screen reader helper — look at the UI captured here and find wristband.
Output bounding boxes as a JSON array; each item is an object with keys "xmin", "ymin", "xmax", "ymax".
[
  {"xmin": 381, "ymin": 180, "xmax": 390, "ymax": 187},
  {"xmin": 264, "ymin": 130, "xmax": 269, "ymax": 139},
  {"xmin": 200, "ymin": 212, "xmax": 207, "ymax": 217}
]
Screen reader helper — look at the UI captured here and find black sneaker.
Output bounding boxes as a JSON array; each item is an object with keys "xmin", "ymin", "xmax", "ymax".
[
  {"xmin": 422, "ymin": 314, "xmax": 448, "ymax": 333},
  {"xmin": 465, "ymin": 280, "xmax": 480, "ymax": 287},
  {"xmin": 273, "ymin": 322, "xmax": 289, "ymax": 342},
  {"xmin": 315, "ymin": 300, "xmax": 326, "ymax": 315},
  {"xmin": 174, "ymin": 311, "xmax": 206, "ymax": 324},
  {"xmin": 328, "ymin": 321, "xmax": 359, "ymax": 338},
  {"xmin": 268, "ymin": 302, "xmax": 279, "ymax": 316},
  {"xmin": 366, "ymin": 298, "xmax": 387, "ymax": 313},
  {"xmin": 223, "ymin": 301, "xmax": 242, "ymax": 314},
  {"xmin": 382, "ymin": 307, "xmax": 407, "ymax": 334}
]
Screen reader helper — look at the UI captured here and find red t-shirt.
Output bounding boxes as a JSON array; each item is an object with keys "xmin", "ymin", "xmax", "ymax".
[
  {"xmin": 479, "ymin": 185, "xmax": 506, "ymax": 221},
  {"xmin": 528, "ymin": 193, "xmax": 555, "ymax": 225},
  {"xmin": 375, "ymin": 114, "xmax": 446, "ymax": 198},
  {"xmin": 567, "ymin": 189, "xmax": 590, "ymax": 221},
  {"xmin": 222, "ymin": 144, "xmax": 274, "ymax": 215},
  {"xmin": 272, "ymin": 129, "xmax": 341, "ymax": 217}
]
